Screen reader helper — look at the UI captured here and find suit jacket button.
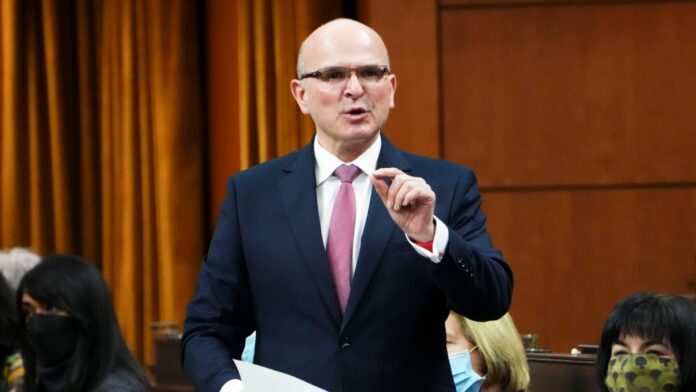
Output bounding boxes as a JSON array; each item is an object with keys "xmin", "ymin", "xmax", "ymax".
[{"xmin": 339, "ymin": 337, "xmax": 350, "ymax": 349}]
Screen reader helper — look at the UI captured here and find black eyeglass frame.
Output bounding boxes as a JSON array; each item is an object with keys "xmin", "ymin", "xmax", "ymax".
[{"xmin": 298, "ymin": 65, "xmax": 391, "ymax": 82}]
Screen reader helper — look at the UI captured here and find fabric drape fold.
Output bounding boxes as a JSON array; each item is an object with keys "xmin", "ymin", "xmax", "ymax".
[{"xmin": 0, "ymin": 0, "xmax": 205, "ymax": 363}]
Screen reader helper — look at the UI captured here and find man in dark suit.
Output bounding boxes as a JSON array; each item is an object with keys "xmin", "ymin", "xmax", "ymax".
[{"xmin": 182, "ymin": 18, "xmax": 513, "ymax": 392}]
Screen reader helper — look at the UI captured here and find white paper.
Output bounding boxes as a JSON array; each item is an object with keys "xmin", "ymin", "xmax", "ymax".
[{"xmin": 233, "ymin": 360, "xmax": 328, "ymax": 392}]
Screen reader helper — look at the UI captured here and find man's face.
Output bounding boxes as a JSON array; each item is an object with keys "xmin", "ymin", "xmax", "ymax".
[{"xmin": 291, "ymin": 24, "xmax": 397, "ymax": 160}]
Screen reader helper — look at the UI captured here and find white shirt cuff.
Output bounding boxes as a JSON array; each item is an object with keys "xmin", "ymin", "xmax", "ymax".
[
  {"xmin": 220, "ymin": 379, "xmax": 244, "ymax": 392},
  {"xmin": 407, "ymin": 216, "xmax": 448, "ymax": 263}
]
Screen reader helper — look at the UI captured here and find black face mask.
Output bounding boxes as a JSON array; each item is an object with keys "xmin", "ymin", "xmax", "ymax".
[{"xmin": 25, "ymin": 313, "xmax": 79, "ymax": 365}]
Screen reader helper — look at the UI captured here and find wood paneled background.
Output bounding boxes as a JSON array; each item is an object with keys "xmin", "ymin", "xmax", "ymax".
[{"xmin": 359, "ymin": 0, "xmax": 696, "ymax": 352}]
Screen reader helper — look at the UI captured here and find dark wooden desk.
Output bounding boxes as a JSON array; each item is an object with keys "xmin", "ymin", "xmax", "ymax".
[
  {"xmin": 527, "ymin": 352, "xmax": 598, "ymax": 392},
  {"xmin": 150, "ymin": 336, "xmax": 194, "ymax": 392},
  {"xmin": 150, "ymin": 335, "xmax": 599, "ymax": 392}
]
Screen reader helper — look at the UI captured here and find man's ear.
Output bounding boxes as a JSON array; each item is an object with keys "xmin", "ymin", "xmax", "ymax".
[
  {"xmin": 388, "ymin": 74, "xmax": 397, "ymax": 108},
  {"xmin": 290, "ymin": 79, "xmax": 310, "ymax": 114}
]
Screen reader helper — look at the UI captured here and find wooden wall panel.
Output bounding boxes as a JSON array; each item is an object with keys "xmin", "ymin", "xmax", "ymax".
[
  {"xmin": 484, "ymin": 188, "xmax": 696, "ymax": 351},
  {"xmin": 440, "ymin": 1, "xmax": 696, "ymax": 187},
  {"xmin": 361, "ymin": 0, "xmax": 696, "ymax": 355}
]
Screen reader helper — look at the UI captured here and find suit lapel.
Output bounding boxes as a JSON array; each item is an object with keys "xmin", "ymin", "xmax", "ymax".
[
  {"xmin": 341, "ymin": 136, "xmax": 412, "ymax": 331},
  {"xmin": 279, "ymin": 143, "xmax": 342, "ymax": 325}
]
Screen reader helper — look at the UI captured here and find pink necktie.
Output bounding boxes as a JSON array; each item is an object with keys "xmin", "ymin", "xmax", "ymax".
[{"xmin": 326, "ymin": 164, "xmax": 361, "ymax": 313}]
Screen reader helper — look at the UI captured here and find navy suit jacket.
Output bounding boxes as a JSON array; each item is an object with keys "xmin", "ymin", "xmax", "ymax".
[{"xmin": 182, "ymin": 136, "xmax": 513, "ymax": 392}]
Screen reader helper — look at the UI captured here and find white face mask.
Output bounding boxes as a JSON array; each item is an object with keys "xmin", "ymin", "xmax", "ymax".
[{"xmin": 449, "ymin": 346, "xmax": 486, "ymax": 392}]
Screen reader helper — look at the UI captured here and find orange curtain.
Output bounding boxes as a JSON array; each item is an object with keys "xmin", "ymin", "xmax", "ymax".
[
  {"xmin": 1, "ymin": 0, "xmax": 86, "ymax": 255},
  {"xmin": 0, "ymin": 0, "xmax": 205, "ymax": 364}
]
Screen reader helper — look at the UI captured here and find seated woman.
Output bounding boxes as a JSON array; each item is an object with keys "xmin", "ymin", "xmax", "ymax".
[
  {"xmin": 597, "ymin": 291, "xmax": 695, "ymax": 392},
  {"xmin": 445, "ymin": 311, "xmax": 530, "ymax": 392},
  {"xmin": 1, "ymin": 247, "xmax": 40, "ymax": 392},
  {"xmin": 1, "ymin": 275, "xmax": 23, "ymax": 392},
  {"xmin": 16, "ymin": 254, "xmax": 150, "ymax": 391}
]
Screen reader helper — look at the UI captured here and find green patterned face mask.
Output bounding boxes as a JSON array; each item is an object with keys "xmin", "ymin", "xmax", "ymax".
[{"xmin": 605, "ymin": 353, "xmax": 681, "ymax": 392}]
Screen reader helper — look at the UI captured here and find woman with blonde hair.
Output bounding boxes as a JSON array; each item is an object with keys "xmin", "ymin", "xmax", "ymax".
[{"xmin": 445, "ymin": 311, "xmax": 530, "ymax": 392}]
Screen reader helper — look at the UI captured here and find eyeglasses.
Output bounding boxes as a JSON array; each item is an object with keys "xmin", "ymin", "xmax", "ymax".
[{"xmin": 299, "ymin": 65, "xmax": 390, "ymax": 86}]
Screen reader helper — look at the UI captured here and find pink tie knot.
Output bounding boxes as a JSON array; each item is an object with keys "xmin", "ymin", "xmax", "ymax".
[{"xmin": 334, "ymin": 165, "xmax": 361, "ymax": 183}]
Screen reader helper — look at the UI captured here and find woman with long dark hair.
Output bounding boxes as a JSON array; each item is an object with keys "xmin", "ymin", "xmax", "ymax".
[
  {"xmin": 17, "ymin": 254, "xmax": 150, "ymax": 391},
  {"xmin": 597, "ymin": 291, "xmax": 696, "ymax": 392}
]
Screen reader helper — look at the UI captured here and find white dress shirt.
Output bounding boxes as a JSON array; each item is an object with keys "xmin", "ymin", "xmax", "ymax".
[{"xmin": 314, "ymin": 134, "xmax": 380, "ymax": 272}]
